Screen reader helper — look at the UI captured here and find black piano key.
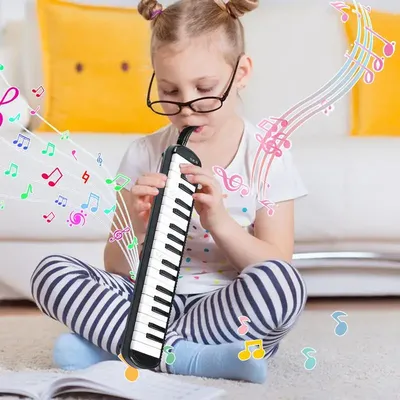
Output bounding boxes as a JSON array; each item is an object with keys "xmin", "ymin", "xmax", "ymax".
[
  {"xmin": 179, "ymin": 182, "xmax": 194, "ymax": 195},
  {"xmin": 159, "ymin": 269, "xmax": 177, "ymax": 281},
  {"xmin": 152, "ymin": 306, "xmax": 169, "ymax": 318},
  {"xmin": 146, "ymin": 332, "xmax": 164, "ymax": 344},
  {"xmin": 167, "ymin": 233, "xmax": 184, "ymax": 247},
  {"xmin": 162, "ymin": 259, "xmax": 179, "ymax": 271},
  {"xmin": 175, "ymin": 198, "xmax": 191, "ymax": 212},
  {"xmin": 165, "ymin": 243, "xmax": 182, "ymax": 256},
  {"xmin": 180, "ymin": 173, "xmax": 190, "ymax": 183},
  {"xmin": 156, "ymin": 284, "xmax": 173, "ymax": 297},
  {"xmin": 173, "ymin": 208, "xmax": 190, "ymax": 222},
  {"xmin": 154, "ymin": 295, "xmax": 172, "ymax": 307},
  {"xmin": 170, "ymin": 223, "xmax": 186, "ymax": 236},
  {"xmin": 148, "ymin": 322, "xmax": 166, "ymax": 334}
]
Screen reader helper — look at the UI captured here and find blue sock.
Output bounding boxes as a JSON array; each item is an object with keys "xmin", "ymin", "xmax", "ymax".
[
  {"xmin": 53, "ymin": 333, "xmax": 118, "ymax": 371},
  {"xmin": 168, "ymin": 340, "xmax": 268, "ymax": 384}
]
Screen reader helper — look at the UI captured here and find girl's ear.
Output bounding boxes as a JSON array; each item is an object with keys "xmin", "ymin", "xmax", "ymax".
[{"xmin": 236, "ymin": 54, "xmax": 253, "ymax": 89}]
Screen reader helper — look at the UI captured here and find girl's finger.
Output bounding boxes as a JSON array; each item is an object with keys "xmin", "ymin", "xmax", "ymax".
[
  {"xmin": 192, "ymin": 192, "xmax": 213, "ymax": 206},
  {"xmin": 131, "ymin": 185, "xmax": 159, "ymax": 197},
  {"xmin": 187, "ymin": 174, "xmax": 217, "ymax": 192}
]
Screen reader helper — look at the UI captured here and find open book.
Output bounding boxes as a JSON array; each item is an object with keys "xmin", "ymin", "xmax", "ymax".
[{"xmin": 0, "ymin": 360, "xmax": 226, "ymax": 400}]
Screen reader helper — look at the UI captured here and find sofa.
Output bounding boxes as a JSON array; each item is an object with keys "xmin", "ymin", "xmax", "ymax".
[{"xmin": 1, "ymin": 0, "xmax": 400, "ymax": 301}]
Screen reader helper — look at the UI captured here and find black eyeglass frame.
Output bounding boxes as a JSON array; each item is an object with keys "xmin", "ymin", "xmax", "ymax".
[{"xmin": 146, "ymin": 54, "xmax": 244, "ymax": 116}]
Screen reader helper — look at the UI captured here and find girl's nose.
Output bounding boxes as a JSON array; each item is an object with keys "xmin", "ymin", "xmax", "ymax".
[{"xmin": 180, "ymin": 104, "xmax": 194, "ymax": 117}]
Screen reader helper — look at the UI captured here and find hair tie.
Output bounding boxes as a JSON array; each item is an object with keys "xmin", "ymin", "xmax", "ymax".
[
  {"xmin": 150, "ymin": 8, "xmax": 163, "ymax": 19},
  {"xmin": 214, "ymin": 0, "xmax": 234, "ymax": 17}
]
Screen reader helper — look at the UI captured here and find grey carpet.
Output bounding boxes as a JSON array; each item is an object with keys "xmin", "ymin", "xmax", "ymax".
[{"xmin": 1, "ymin": 309, "xmax": 400, "ymax": 400}]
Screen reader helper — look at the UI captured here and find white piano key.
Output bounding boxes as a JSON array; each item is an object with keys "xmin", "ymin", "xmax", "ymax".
[
  {"xmin": 168, "ymin": 169, "xmax": 196, "ymax": 193},
  {"xmin": 152, "ymin": 242, "xmax": 181, "ymax": 265},
  {"xmin": 148, "ymin": 258, "xmax": 179, "ymax": 277},
  {"xmin": 164, "ymin": 181, "xmax": 193, "ymax": 206},
  {"xmin": 134, "ymin": 320, "xmax": 165, "ymax": 339},
  {"xmin": 146, "ymin": 266, "xmax": 177, "ymax": 288},
  {"xmin": 142, "ymin": 281, "xmax": 173, "ymax": 305},
  {"xmin": 131, "ymin": 339, "xmax": 161, "ymax": 359},
  {"xmin": 155, "ymin": 219, "xmax": 186, "ymax": 243},
  {"xmin": 161, "ymin": 195, "xmax": 191, "ymax": 218},
  {"xmin": 158, "ymin": 215, "xmax": 188, "ymax": 239},
  {"xmin": 132, "ymin": 330, "xmax": 162, "ymax": 351},
  {"xmin": 141, "ymin": 293, "xmax": 170, "ymax": 314},
  {"xmin": 160, "ymin": 205, "xmax": 188, "ymax": 231},
  {"xmin": 136, "ymin": 311, "xmax": 168, "ymax": 331},
  {"xmin": 138, "ymin": 301, "xmax": 168, "ymax": 324},
  {"xmin": 154, "ymin": 231, "xmax": 183, "ymax": 254},
  {"xmin": 144, "ymin": 268, "xmax": 176, "ymax": 292}
]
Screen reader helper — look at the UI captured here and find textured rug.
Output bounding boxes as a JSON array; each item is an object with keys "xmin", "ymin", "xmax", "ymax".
[{"xmin": 1, "ymin": 309, "xmax": 400, "ymax": 400}]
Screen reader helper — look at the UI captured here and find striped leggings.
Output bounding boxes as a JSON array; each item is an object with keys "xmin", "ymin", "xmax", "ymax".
[{"xmin": 30, "ymin": 254, "xmax": 307, "ymax": 372}]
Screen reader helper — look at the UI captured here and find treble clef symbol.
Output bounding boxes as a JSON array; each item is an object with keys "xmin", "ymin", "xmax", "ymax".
[
  {"xmin": 0, "ymin": 86, "xmax": 20, "ymax": 127},
  {"xmin": 109, "ymin": 226, "xmax": 131, "ymax": 243},
  {"xmin": 212, "ymin": 166, "xmax": 249, "ymax": 197}
]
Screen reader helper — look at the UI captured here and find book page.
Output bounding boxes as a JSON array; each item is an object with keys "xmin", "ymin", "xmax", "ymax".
[
  {"xmin": 51, "ymin": 361, "xmax": 226, "ymax": 400},
  {"xmin": 0, "ymin": 371, "xmax": 60, "ymax": 400}
]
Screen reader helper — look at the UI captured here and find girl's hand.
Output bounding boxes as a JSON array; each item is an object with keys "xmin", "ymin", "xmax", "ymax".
[
  {"xmin": 180, "ymin": 164, "xmax": 228, "ymax": 232},
  {"xmin": 130, "ymin": 173, "xmax": 167, "ymax": 233}
]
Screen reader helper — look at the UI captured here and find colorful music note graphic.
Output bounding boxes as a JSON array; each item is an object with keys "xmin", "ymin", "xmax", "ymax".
[
  {"xmin": 128, "ymin": 237, "xmax": 138, "ymax": 249},
  {"xmin": 117, "ymin": 353, "xmax": 139, "ymax": 382},
  {"xmin": 105, "ymin": 174, "xmax": 131, "ymax": 192},
  {"xmin": 72, "ymin": 150, "xmax": 77, "ymax": 160},
  {"xmin": 60, "ymin": 130, "xmax": 70, "ymax": 140},
  {"xmin": 41, "ymin": 142, "xmax": 56, "ymax": 157},
  {"xmin": 238, "ymin": 339, "xmax": 265, "ymax": 361},
  {"xmin": 354, "ymin": 41, "xmax": 385, "ymax": 72},
  {"xmin": 12, "ymin": 133, "xmax": 31, "ymax": 150},
  {"xmin": 0, "ymin": 201, "xmax": 4, "ymax": 210},
  {"xmin": 257, "ymin": 117, "xmax": 288, "ymax": 134},
  {"xmin": 81, "ymin": 192, "xmax": 100, "ymax": 213},
  {"xmin": 4, "ymin": 163, "xmax": 19, "ymax": 178},
  {"xmin": 331, "ymin": 310, "xmax": 348, "ymax": 337},
  {"xmin": 365, "ymin": 27, "xmax": 396, "ymax": 58},
  {"xmin": 259, "ymin": 199, "xmax": 276, "ymax": 216},
  {"xmin": 97, "ymin": 153, "xmax": 103, "ymax": 167},
  {"xmin": 212, "ymin": 166, "xmax": 250, "ymax": 196},
  {"xmin": 32, "ymin": 85, "xmax": 45, "ymax": 98},
  {"xmin": 237, "ymin": 315, "xmax": 251, "ymax": 336},
  {"xmin": 104, "ymin": 204, "xmax": 116, "ymax": 215},
  {"xmin": 67, "ymin": 210, "xmax": 88, "ymax": 227},
  {"xmin": 109, "ymin": 226, "xmax": 131, "ymax": 243},
  {"xmin": 43, "ymin": 212, "xmax": 55, "ymax": 223},
  {"xmin": 30, "ymin": 106, "xmax": 40, "ymax": 115},
  {"xmin": 42, "ymin": 167, "xmax": 63, "ymax": 187},
  {"xmin": 344, "ymin": 51, "xmax": 375, "ymax": 84},
  {"xmin": 329, "ymin": 1, "xmax": 350, "ymax": 23},
  {"xmin": 55, "ymin": 195, "xmax": 68, "ymax": 207},
  {"xmin": 163, "ymin": 345, "xmax": 176, "ymax": 366},
  {"xmin": 8, "ymin": 113, "xmax": 20, "ymax": 123},
  {"xmin": 82, "ymin": 170, "xmax": 90, "ymax": 184},
  {"xmin": 256, "ymin": 132, "xmax": 291, "ymax": 158},
  {"xmin": 0, "ymin": 86, "xmax": 19, "ymax": 127},
  {"xmin": 321, "ymin": 100, "xmax": 335, "ymax": 116},
  {"xmin": 0, "ymin": 65, "xmax": 3, "ymax": 71},
  {"xmin": 301, "ymin": 347, "xmax": 317, "ymax": 371},
  {"xmin": 129, "ymin": 270, "xmax": 136, "ymax": 282},
  {"xmin": 20, "ymin": 184, "xmax": 33, "ymax": 200}
]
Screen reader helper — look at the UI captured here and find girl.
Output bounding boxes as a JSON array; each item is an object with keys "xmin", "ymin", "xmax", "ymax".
[{"xmin": 31, "ymin": 0, "xmax": 308, "ymax": 384}]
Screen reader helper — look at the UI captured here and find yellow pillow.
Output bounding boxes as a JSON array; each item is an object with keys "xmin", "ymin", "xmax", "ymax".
[
  {"xmin": 36, "ymin": 0, "xmax": 168, "ymax": 133},
  {"xmin": 343, "ymin": 7, "xmax": 400, "ymax": 136}
]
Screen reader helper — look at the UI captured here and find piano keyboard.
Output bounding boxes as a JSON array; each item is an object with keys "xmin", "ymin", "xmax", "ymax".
[{"xmin": 121, "ymin": 144, "xmax": 201, "ymax": 369}]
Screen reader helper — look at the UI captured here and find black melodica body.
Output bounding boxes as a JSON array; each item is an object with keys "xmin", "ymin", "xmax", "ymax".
[{"xmin": 121, "ymin": 127, "xmax": 201, "ymax": 369}]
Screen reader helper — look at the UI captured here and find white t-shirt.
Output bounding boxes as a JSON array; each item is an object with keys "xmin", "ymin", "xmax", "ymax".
[{"xmin": 117, "ymin": 119, "xmax": 308, "ymax": 295}]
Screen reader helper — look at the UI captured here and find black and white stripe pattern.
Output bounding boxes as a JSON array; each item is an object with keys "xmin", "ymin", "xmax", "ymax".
[{"xmin": 31, "ymin": 255, "xmax": 306, "ymax": 372}]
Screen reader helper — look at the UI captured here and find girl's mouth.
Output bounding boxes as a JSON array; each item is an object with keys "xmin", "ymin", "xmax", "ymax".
[{"xmin": 194, "ymin": 126, "xmax": 203, "ymax": 133}]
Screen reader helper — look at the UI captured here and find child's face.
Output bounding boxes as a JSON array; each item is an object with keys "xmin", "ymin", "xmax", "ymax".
[{"xmin": 153, "ymin": 36, "xmax": 249, "ymax": 143}]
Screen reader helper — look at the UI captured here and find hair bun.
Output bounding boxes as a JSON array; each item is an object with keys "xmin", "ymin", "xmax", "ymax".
[
  {"xmin": 138, "ymin": 0, "xmax": 163, "ymax": 21},
  {"xmin": 226, "ymin": 0, "xmax": 258, "ymax": 18}
]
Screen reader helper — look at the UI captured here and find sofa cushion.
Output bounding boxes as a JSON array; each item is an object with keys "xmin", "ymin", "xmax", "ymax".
[
  {"xmin": 34, "ymin": 0, "xmax": 168, "ymax": 133},
  {"xmin": 344, "ymin": 6, "xmax": 400, "ymax": 136}
]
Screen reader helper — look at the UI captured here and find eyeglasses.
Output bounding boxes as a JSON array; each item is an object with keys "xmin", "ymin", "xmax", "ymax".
[{"xmin": 146, "ymin": 54, "xmax": 243, "ymax": 116}]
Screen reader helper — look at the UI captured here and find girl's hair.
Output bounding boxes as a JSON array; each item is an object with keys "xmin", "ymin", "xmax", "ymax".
[{"xmin": 138, "ymin": 0, "xmax": 258, "ymax": 67}]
